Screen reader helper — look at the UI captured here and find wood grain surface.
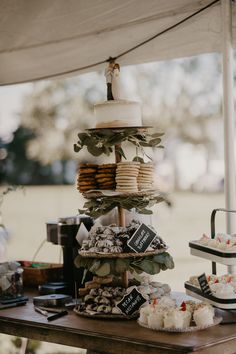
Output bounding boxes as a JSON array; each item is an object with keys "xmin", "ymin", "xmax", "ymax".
[{"xmin": 0, "ymin": 291, "xmax": 236, "ymax": 354}]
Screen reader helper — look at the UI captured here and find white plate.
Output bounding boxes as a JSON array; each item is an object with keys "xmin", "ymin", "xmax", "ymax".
[{"xmin": 138, "ymin": 316, "xmax": 222, "ymax": 333}]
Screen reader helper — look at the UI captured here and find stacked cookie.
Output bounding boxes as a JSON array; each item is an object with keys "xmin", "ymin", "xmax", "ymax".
[
  {"xmin": 77, "ymin": 163, "xmax": 98, "ymax": 192},
  {"xmin": 138, "ymin": 163, "xmax": 154, "ymax": 190},
  {"xmin": 95, "ymin": 164, "xmax": 116, "ymax": 190},
  {"xmin": 115, "ymin": 162, "xmax": 140, "ymax": 193}
]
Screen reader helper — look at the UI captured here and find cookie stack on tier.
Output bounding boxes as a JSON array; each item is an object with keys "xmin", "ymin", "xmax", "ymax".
[
  {"xmin": 95, "ymin": 164, "xmax": 116, "ymax": 190},
  {"xmin": 77, "ymin": 163, "xmax": 98, "ymax": 192},
  {"xmin": 138, "ymin": 163, "xmax": 154, "ymax": 191},
  {"xmin": 115, "ymin": 162, "xmax": 140, "ymax": 193}
]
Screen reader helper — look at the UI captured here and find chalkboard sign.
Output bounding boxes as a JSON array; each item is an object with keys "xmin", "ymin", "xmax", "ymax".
[
  {"xmin": 127, "ymin": 223, "xmax": 157, "ymax": 253},
  {"xmin": 198, "ymin": 273, "xmax": 213, "ymax": 295},
  {"xmin": 116, "ymin": 287, "xmax": 147, "ymax": 316}
]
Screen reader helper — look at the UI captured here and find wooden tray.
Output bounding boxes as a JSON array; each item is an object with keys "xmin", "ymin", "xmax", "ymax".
[
  {"xmin": 74, "ymin": 307, "xmax": 138, "ymax": 320},
  {"xmin": 79, "ymin": 248, "xmax": 167, "ymax": 258},
  {"xmin": 19, "ymin": 261, "xmax": 63, "ymax": 286}
]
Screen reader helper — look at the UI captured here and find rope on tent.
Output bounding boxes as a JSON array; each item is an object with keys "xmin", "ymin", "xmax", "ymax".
[{"xmin": 3, "ymin": 0, "xmax": 220, "ymax": 85}]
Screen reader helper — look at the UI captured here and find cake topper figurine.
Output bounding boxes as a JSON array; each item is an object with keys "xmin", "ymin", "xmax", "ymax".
[{"xmin": 105, "ymin": 61, "xmax": 122, "ymax": 101}]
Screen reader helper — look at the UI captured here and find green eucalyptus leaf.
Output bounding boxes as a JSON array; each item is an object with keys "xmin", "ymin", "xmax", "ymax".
[
  {"xmin": 138, "ymin": 260, "xmax": 155, "ymax": 274},
  {"xmin": 152, "ymin": 262, "xmax": 161, "ymax": 274},
  {"xmin": 95, "ymin": 262, "xmax": 110, "ymax": 276},
  {"xmin": 151, "ymin": 133, "xmax": 164, "ymax": 138},
  {"xmin": 149, "ymin": 138, "xmax": 161, "ymax": 146},
  {"xmin": 160, "ymin": 263, "xmax": 168, "ymax": 271},
  {"xmin": 87, "ymin": 144, "xmax": 104, "ymax": 156},
  {"xmin": 129, "ymin": 264, "xmax": 143, "ymax": 274},
  {"xmin": 138, "ymin": 208, "xmax": 153, "ymax": 215},
  {"xmin": 116, "ymin": 147, "xmax": 126, "ymax": 159},
  {"xmin": 139, "ymin": 141, "xmax": 151, "ymax": 147},
  {"xmin": 153, "ymin": 253, "xmax": 168, "ymax": 264},
  {"xmin": 133, "ymin": 156, "xmax": 144, "ymax": 163},
  {"xmin": 115, "ymin": 258, "xmax": 130, "ymax": 274},
  {"xmin": 89, "ymin": 260, "xmax": 101, "ymax": 273},
  {"xmin": 74, "ymin": 144, "xmax": 81, "ymax": 153}
]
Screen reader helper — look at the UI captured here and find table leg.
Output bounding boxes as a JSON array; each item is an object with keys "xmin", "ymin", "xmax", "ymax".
[{"xmin": 19, "ymin": 338, "xmax": 29, "ymax": 354}]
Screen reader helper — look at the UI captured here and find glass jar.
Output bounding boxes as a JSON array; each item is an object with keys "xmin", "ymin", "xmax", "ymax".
[{"xmin": 0, "ymin": 262, "xmax": 24, "ymax": 300}]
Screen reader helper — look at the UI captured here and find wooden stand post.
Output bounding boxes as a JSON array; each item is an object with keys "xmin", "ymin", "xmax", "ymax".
[
  {"xmin": 115, "ymin": 143, "xmax": 129, "ymax": 288},
  {"xmin": 115, "ymin": 144, "xmax": 125, "ymax": 227}
]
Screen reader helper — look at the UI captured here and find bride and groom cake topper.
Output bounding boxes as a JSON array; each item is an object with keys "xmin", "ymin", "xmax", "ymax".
[{"xmin": 105, "ymin": 61, "xmax": 123, "ymax": 100}]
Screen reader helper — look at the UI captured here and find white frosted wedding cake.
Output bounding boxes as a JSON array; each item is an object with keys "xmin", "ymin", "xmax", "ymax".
[
  {"xmin": 94, "ymin": 100, "xmax": 142, "ymax": 128},
  {"xmin": 93, "ymin": 62, "xmax": 142, "ymax": 128}
]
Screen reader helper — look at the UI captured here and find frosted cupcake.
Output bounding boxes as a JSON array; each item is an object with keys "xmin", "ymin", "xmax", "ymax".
[
  {"xmin": 164, "ymin": 308, "xmax": 191, "ymax": 329},
  {"xmin": 139, "ymin": 304, "xmax": 154, "ymax": 325},
  {"xmin": 193, "ymin": 304, "xmax": 214, "ymax": 327},
  {"xmin": 148, "ymin": 310, "xmax": 164, "ymax": 330},
  {"xmin": 158, "ymin": 296, "xmax": 176, "ymax": 308},
  {"xmin": 214, "ymin": 283, "xmax": 235, "ymax": 299}
]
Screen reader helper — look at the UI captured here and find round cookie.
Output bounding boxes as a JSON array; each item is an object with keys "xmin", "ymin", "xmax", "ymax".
[
  {"xmin": 96, "ymin": 174, "xmax": 115, "ymax": 178},
  {"xmin": 79, "ymin": 163, "xmax": 98, "ymax": 168},
  {"xmin": 79, "ymin": 169, "xmax": 97, "ymax": 175},
  {"xmin": 98, "ymin": 163, "xmax": 116, "ymax": 169}
]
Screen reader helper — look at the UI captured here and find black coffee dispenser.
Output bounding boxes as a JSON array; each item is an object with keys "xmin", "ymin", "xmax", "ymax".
[{"xmin": 46, "ymin": 215, "xmax": 93, "ymax": 296}]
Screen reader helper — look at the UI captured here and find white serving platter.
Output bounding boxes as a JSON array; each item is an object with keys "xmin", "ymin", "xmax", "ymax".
[
  {"xmin": 189, "ymin": 241, "xmax": 236, "ymax": 266},
  {"xmin": 184, "ymin": 281, "xmax": 236, "ymax": 310},
  {"xmin": 138, "ymin": 317, "xmax": 222, "ymax": 333}
]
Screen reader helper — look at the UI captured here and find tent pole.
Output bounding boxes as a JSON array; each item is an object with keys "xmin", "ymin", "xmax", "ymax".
[{"xmin": 221, "ymin": 0, "xmax": 236, "ymax": 273}]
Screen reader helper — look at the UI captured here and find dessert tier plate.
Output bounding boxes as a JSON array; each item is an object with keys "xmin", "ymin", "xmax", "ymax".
[
  {"xmin": 74, "ymin": 307, "xmax": 137, "ymax": 320},
  {"xmin": 79, "ymin": 248, "xmax": 167, "ymax": 258},
  {"xmin": 138, "ymin": 317, "xmax": 222, "ymax": 333},
  {"xmin": 87, "ymin": 126, "xmax": 152, "ymax": 131},
  {"xmin": 189, "ymin": 241, "xmax": 236, "ymax": 266},
  {"xmin": 185, "ymin": 281, "xmax": 236, "ymax": 309},
  {"xmin": 82, "ymin": 190, "xmax": 158, "ymax": 198}
]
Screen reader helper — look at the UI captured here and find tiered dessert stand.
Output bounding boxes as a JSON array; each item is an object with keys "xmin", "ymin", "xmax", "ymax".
[
  {"xmin": 185, "ymin": 208, "xmax": 236, "ymax": 309},
  {"xmin": 73, "ymin": 110, "xmax": 174, "ymax": 319}
]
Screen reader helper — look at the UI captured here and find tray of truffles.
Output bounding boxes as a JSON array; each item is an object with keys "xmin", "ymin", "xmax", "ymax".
[
  {"xmin": 75, "ymin": 286, "xmax": 137, "ymax": 319},
  {"xmin": 75, "ymin": 277, "xmax": 171, "ymax": 319},
  {"xmin": 79, "ymin": 221, "xmax": 168, "ymax": 258},
  {"xmin": 138, "ymin": 296, "xmax": 222, "ymax": 332},
  {"xmin": 185, "ymin": 274, "xmax": 236, "ymax": 309},
  {"xmin": 189, "ymin": 233, "xmax": 236, "ymax": 265}
]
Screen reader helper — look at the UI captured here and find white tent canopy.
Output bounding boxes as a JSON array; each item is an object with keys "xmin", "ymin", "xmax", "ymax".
[{"xmin": 0, "ymin": 0, "xmax": 234, "ymax": 85}]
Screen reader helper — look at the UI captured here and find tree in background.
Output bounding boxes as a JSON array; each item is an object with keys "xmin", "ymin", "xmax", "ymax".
[
  {"xmin": 2, "ymin": 126, "xmax": 74, "ymax": 185},
  {"xmin": 122, "ymin": 55, "xmax": 222, "ymax": 189}
]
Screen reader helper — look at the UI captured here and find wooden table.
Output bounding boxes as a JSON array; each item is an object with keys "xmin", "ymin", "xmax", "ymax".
[{"xmin": 0, "ymin": 293, "xmax": 236, "ymax": 354}]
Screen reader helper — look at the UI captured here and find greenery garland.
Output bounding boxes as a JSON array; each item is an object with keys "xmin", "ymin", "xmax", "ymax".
[
  {"xmin": 79, "ymin": 193, "xmax": 168, "ymax": 218},
  {"xmin": 74, "ymin": 128, "xmax": 164, "ymax": 159},
  {"xmin": 74, "ymin": 252, "xmax": 174, "ymax": 277}
]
